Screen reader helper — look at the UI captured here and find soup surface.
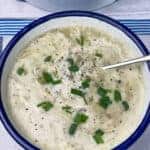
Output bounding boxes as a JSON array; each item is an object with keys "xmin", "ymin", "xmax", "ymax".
[{"xmin": 7, "ymin": 26, "xmax": 145, "ymax": 150}]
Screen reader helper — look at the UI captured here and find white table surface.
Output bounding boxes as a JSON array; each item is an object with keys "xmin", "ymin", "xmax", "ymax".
[{"xmin": 0, "ymin": 0, "xmax": 150, "ymax": 149}]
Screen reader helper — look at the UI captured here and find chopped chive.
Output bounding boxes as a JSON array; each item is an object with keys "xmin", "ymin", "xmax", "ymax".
[
  {"xmin": 69, "ymin": 65, "xmax": 79, "ymax": 72},
  {"xmin": 37, "ymin": 101, "xmax": 53, "ymax": 111},
  {"xmin": 41, "ymin": 71, "xmax": 53, "ymax": 84},
  {"xmin": 67, "ymin": 58, "xmax": 79, "ymax": 72},
  {"xmin": 69, "ymin": 112, "xmax": 88, "ymax": 136},
  {"xmin": 97, "ymin": 86, "xmax": 110, "ymax": 97},
  {"xmin": 67, "ymin": 58, "xmax": 74, "ymax": 65},
  {"xmin": 69, "ymin": 123, "xmax": 78, "ymax": 135},
  {"xmin": 38, "ymin": 71, "xmax": 61, "ymax": 85},
  {"xmin": 99, "ymin": 96, "xmax": 112, "ymax": 109},
  {"xmin": 74, "ymin": 113, "xmax": 88, "ymax": 124},
  {"xmin": 114, "ymin": 90, "xmax": 122, "ymax": 102},
  {"xmin": 17, "ymin": 67, "xmax": 26, "ymax": 76},
  {"xmin": 71, "ymin": 88, "xmax": 87, "ymax": 104},
  {"xmin": 52, "ymin": 79, "xmax": 62, "ymax": 85},
  {"xmin": 81, "ymin": 78, "xmax": 91, "ymax": 89},
  {"xmin": 62, "ymin": 105, "xmax": 73, "ymax": 114},
  {"xmin": 44, "ymin": 56, "xmax": 52, "ymax": 62},
  {"xmin": 71, "ymin": 88, "xmax": 85, "ymax": 97},
  {"xmin": 122, "ymin": 101, "xmax": 129, "ymax": 111},
  {"xmin": 76, "ymin": 34, "xmax": 85, "ymax": 47},
  {"xmin": 93, "ymin": 129, "xmax": 104, "ymax": 144}
]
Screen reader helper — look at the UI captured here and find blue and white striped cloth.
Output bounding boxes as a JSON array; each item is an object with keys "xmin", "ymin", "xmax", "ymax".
[{"xmin": 0, "ymin": 19, "xmax": 150, "ymax": 36}]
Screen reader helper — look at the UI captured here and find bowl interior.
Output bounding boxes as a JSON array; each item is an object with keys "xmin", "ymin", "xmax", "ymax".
[{"xmin": 1, "ymin": 15, "xmax": 150, "ymax": 148}]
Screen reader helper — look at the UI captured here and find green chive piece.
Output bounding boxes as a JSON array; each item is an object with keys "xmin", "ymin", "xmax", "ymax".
[
  {"xmin": 122, "ymin": 101, "xmax": 129, "ymax": 111},
  {"xmin": 114, "ymin": 90, "xmax": 122, "ymax": 102},
  {"xmin": 67, "ymin": 58, "xmax": 79, "ymax": 72},
  {"xmin": 81, "ymin": 78, "xmax": 91, "ymax": 89},
  {"xmin": 69, "ymin": 112, "xmax": 88, "ymax": 135},
  {"xmin": 52, "ymin": 79, "xmax": 62, "ymax": 85},
  {"xmin": 95, "ymin": 53, "xmax": 103, "ymax": 58},
  {"xmin": 67, "ymin": 58, "xmax": 74, "ymax": 65},
  {"xmin": 99, "ymin": 96, "xmax": 112, "ymax": 109},
  {"xmin": 17, "ymin": 67, "xmax": 26, "ymax": 76},
  {"xmin": 44, "ymin": 56, "xmax": 52, "ymax": 62},
  {"xmin": 62, "ymin": 105, "xmax": 73, "ymax": 114},
  {"xmin": 42, "ymin": 71, "xmax": 53, "ymax": 83},
  {"xmin": 93, "ymin": 129, "xmax": 104, "ymax": 144},
  {"xmin": 71, "ymin": 88, "xmax": 85, "ymax": 97},
  {"xmin": 69, "ymin": 65, "xmax": 79, "ymax": 72},
  {"xmin": 37, "ymin": 101, "xmax": 53, "ymax": 111},
  {"xmin": 76, "ymin": 34, "xmax": 85, "ymax": 47},
  {"xmin": 71, "ymin": 88, "xmax": 87, "ymax": 104},
  {"xmin": 74, "ymin": 113, "xmax": 88, "ymax": 124},
  {"xmin": 38, "ymin": 71, "xmax": 61, "ymax": 85},
  {"xmin": 69, "ymin": 123, "xmax": 78, "ymax": 135},
  {"xmin": 97, "ymin": 86, "xmax": 110, "ymax": 97}
]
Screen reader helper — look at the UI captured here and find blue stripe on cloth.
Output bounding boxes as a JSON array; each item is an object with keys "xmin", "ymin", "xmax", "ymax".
[
  {"xmin": 0, "ymin": 36, "xmax": 2, "ymax": 51},
  {"xmin": 0, "ymin": 19, "xmax": 150, "ymax": 36},
  {"xmin": 0, "ymin": 33, "xmax": 17, "ymax": 36},
  {"xmin": 0, "ymin": 22, "xmax": 31, "ymax": 25},
  {"xmin": 1, "ymin": 20, "xmax": 150, "ymax": 24},
  {"xmin": 1, "ymin": 22, "xmax": 148, "ymax": 25},
  {"xmin": 0, "ymin": 27, "xmax": 25, "ymax": 30},
  {"xmin": 1, "ymin": 28, "xmax": 148, "ymax": 31}
]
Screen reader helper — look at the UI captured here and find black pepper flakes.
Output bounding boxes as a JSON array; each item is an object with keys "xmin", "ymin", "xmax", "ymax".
[
  {"xmin": 116, "ymin": 69, "xmax": 119, "ymax": 72},
  {"xmin": 100, "ymin": 79, "xmax": 103, "ymax": 82},
  {"xmin": 81, "ymin": 61, "xmax": 85, "ymax": 66},
  {"xmin": 112, "ymin": 130, "xmax": 115, "ymax": 133},
  {"xmin": 117, "ymin": 80, "xmax": 122, "ymax": 84},
  {"xmin": 129, "ymin": 88, "xmax": 133, "ymax": 91},
  {"xmin": 34, "ymin": 139, "xmax": 38, "ymax": 143},
  {"xmin": 81, "ymin": 73, "xmax": 84, "ymax": 77}
]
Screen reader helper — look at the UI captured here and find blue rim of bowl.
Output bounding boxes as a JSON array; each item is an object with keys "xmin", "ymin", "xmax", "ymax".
[{"xmin": 0, "ymin": 11, "xmax": 150, "ymax": 150}]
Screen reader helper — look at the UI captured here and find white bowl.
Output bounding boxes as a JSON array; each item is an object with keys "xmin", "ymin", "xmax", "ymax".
[{"xmin": 0, "ymin": 11, "xmax": 149, "ymax": 150}]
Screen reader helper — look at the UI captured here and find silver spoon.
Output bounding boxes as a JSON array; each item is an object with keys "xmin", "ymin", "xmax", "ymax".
[{"xmin": 102, "ymin": 55, "xmax": 150, "ymax": 70}]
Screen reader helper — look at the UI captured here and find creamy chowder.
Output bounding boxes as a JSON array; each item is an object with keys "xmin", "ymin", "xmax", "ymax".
[{"xmin": 7, "ymin": 26, "xmax": 145, "ymax": 150}]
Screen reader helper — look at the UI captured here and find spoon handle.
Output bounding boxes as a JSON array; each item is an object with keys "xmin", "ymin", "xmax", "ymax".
[{"xmin": 102, "ymin": 55, "xmax": 150, "ymax": 70}]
